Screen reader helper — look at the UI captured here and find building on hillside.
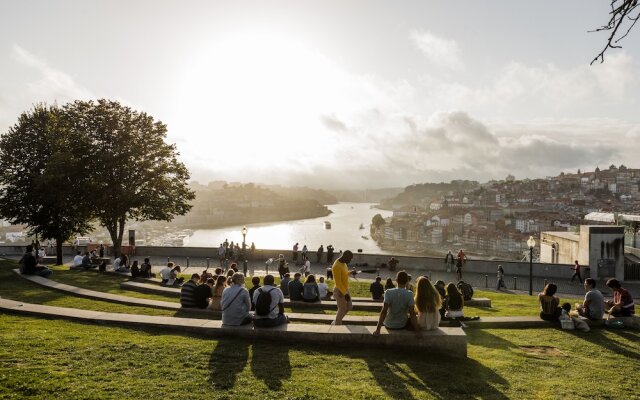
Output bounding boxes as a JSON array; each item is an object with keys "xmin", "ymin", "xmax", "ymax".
[{"xmin": 540, "ymin": 225, "xmax": 625, "ymax": 281}]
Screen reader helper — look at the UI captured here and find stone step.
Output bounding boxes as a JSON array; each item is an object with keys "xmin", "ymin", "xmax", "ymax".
[
  {"xmin": 0, "ymin": 298, "xmax": 467, "ymax": 357},
  {"xmin": 119, "ymin": 281, "xmax": 386, "ymax": 311},
  {"xmin": 12, "ymin": 269, "xmax": 378, "ymax": 325}
]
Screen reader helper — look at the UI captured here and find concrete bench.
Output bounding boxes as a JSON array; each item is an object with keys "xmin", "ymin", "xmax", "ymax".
[
  {"xmin": 119, "ymin": 281, "xmax": 386, "ymax": 311},
  {"xmin": 69, "ymin": 265, "xmax": 130, "ymax": 277},
  {"xmin": 12, "ymin": 269, "xmax": 379, "ymax": 325},
  {"xmin": 0, "ymin": 298, "xmax": 467, "ymax": 357},
  {"xmin": 38, "ymin": 256, "xmax": 59, "ymax": 265}
]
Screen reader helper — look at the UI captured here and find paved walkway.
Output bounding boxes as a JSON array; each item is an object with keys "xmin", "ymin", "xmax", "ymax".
[{"xmin": 9, "ymin": 254, "xmax": 639, "ymax": 299}]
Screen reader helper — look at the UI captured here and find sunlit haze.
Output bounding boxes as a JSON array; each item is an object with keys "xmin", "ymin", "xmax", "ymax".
[{"xmin": 1, "ymin": 1, "xmax": 639, "ymax": 188}]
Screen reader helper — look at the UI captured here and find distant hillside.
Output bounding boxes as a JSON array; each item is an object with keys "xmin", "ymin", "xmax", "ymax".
[{"xmin": 329, "ymin": 188, "xmax": 404, "ymax": 203}]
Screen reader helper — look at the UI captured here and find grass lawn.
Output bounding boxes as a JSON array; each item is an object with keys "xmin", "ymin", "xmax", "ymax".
[
  {"xmin": 25, "ymin": 263, "xmax": 583, "ymax": 318},
  {"xmin": 1, "ymin": 259, "xmax": 639, "ymax": 399},
  {"xmin": 0, "ymin": 314, "xmax": 638, "ymax": 399}
]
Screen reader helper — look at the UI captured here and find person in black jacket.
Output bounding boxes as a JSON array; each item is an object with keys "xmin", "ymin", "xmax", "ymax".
[{"xmin": 20, "ymin": 245, "xmax": 51, "ymax": 277}]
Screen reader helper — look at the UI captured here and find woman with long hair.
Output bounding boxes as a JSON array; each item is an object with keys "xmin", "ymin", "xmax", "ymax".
[
  {"xmin": 445, "ymin": 282, "xmax": 464, "ymax": 319},
  {"xmin": 302, "ymin": 274, "xmax": 320, "ymax": 303},
  {"xmin": 538, "ymin": 283, "xmax": 561, "ymax": 321},
  {"xmin": 414, "ymin": 277, "xmax": 442, "ymax": 330},
  {"xmin": 210, "ymin": 275, "xmax": 227, "ymax": 311}
]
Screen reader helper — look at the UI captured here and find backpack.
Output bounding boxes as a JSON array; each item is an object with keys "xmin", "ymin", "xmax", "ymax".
[
  {"xmin": 255, "ymin": 287, "xmax": 276, "ymax": 316},
  {"xmin": 457, "ymin": 281, "xmax": 473, "ymax": 301}
]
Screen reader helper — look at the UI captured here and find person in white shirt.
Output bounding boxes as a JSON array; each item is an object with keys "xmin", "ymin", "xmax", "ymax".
[
  {"xmin": 72, "ymin": 251, "xmax": 83, "ymax": 267},
  {"xmin": 300, "ymin": 259, "xmax": 311, "ymax": 277},
  {"xmin": 252, "ymin": 274, "xmax": 288, "ymax": 327},
  {"xmin": 318, "ymin": 276, "xmax": 331, "ymax": 299},
  {"xmin": 160, "ymin": 262, "xmax": 174, "ymax": 284},
  {"xmin": 113, "ymin": 255, "xmax": 129, "ymax": 272}
]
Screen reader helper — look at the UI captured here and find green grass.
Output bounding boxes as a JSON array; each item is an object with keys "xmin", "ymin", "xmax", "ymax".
[
  {"xmin": 0, "ymin": 314, "xmax": 637, "ymax": 399},
  {"xmin": 5, "ymin": 260, "xmax": 583, "ymax": 318},
  {"xmin": 1, "ymin": 259, "xmax": 639, "ymax": 398}
]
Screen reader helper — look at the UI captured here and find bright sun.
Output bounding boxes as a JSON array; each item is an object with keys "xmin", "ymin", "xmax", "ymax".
[{"xmin": 172, "ymin": 30, "xmax": 353, "ymax": 175}]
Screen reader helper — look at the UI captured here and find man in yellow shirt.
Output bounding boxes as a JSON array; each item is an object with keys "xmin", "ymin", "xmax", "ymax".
[{"xmin": 332, "ymin": 250, "xmax": 354, "ymax": 325}]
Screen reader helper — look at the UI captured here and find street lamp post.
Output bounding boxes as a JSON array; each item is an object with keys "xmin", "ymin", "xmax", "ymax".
[
  {"xmin": 241, "ymin": 226, "xmax": 248, "ymax": 275},
  {"xmin": 527, "ymin": 236, "xmax": 536, "ymax": 296}
]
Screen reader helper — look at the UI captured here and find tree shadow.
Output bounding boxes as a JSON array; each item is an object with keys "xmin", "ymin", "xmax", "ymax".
[
  {"xmin": 250, "ymin": 338, "xmax": 291, "ymax": 390},
  {"xmin": 362, "ymin": 347, "xmax": 510, "ymax": 400},
  {"xmin": 567, "ymin": 328, "xmax": 640, "ymax": 360},
  {"xmin": 208, "ymin": 338, "xmax": 249, "ymax": 390}
]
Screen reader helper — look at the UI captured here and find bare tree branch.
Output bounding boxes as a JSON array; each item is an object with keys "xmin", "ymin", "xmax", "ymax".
[{"xmin": 590, "ymin": 0, "xmax": 640, "ymax": 64}]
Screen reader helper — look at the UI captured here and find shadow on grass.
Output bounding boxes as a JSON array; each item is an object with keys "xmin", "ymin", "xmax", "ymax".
[
  {"xmin": 208, "ymin": 338, "xmax": 250, "ymax": 390},
  {"xmin": 362, "ymin": 347, "xmax": 510, "ymax": 399},
  {"xmin": 568, "ymin": 328, "xmax": 640, "ymax": 360},
  {"xmin": 466, "ymin": 329, "xmax": 520, "ymax": 351},
  {"xmin": 250, "ymin": 338, "xmax": 291, "ymax": 390}
]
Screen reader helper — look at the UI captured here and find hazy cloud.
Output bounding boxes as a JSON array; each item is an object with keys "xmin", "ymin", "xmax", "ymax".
[
  {"xmin": 0, "ymin": 45, "xmax": 93, "ymax": 131},
  {"xmin": 410, "ymin": 30, "xmax": 463, "ymax": 70},
  {"xmin": 320, "ymin": 114, "xmax": 347, "ymax": 132}
]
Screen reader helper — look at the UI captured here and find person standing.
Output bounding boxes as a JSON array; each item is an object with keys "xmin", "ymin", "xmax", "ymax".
[
  {"xmin": 456, "ymin": 249, "xmax": 466, "ymax": 281},
  {"xmin": 326, "ymin": 245, "xmax": 334, "ymax": 264},
  {"xmin": 99, "ymin": 243, "xmax": 105, "ymax": 258},
  {"xmin": 316, "ymin": 245, "xmax": 324, "ymax": 264},
  {"xmin": 332, "ymin": 250, "xmax": 354, "ymax": 325},
  {"xmin": 444, "ymin": 250, "xmax": 454, "ymax": 273},
  {"xmin": 301, "ymin": 245, "xmax": 308, "ymax": 261},
  {"xmin": 388, "ymin": 257, "xmax": 399, "ymax": 272},
  {"xmin": 292, "ymin": 243, "xmax": 299, "ymax": 263},
  {"xmin": 496, "ymin": 265, "xmax": 506, "ymax": 290},
  {"xmin": 570, "ymin": 260, "xmax": 583, "ymax": 283}
]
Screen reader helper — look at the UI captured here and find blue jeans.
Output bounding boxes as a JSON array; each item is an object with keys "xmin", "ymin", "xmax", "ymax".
[
  {"xmin": 253, "ymin": 313, "xmax": 287, "ymax": 327},
  {"xmin": 33, "ymin": 268, "xmax": 52, "ymax": 278}
]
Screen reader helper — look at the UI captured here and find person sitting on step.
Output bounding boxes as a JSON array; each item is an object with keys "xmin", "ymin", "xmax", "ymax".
[
  {"xmin": 370, "ymin": 276, "xmax": 384, "ymax": 301},
  {"xmin": 373, "ymin": 271, "xmax": 421, "ymax": 337},
  {"xmin": 538, "ymin": 283, "xmax": 561, "ymax": 322},
  {"xmin": 302, "ymin": 274, "xmax": 320, "ymax": 303},
  {"xmin": 414, "ymin": 276, "xmax": 442, "ymax": 331},
  {"xmin": 221, "ymin": 273, "xmax": 252, "ymax": 326},
  {"xmin": 288, "ymin": 273, "xmax": 304, "ymax": 301},
  {"xmin": 179, "ymin": 273, "xmax": 200, "ymax": 308},
  {"xmin": 253, "ymin": 274, "xmax": 288, "ymax": 327}
]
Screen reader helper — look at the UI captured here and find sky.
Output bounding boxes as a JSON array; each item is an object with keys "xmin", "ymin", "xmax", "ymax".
[{"xmin": 1, "ymin": 1, "xmax": 639, "ymax": 189}]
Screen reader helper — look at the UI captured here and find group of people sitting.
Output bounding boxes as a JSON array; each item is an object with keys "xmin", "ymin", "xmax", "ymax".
[
  {"xmin": 371, "ymin": 271, "xmax": 473, "ymax": 336},
  {"xmin": 279, "ymin": 272, "xmax": 330, "ymax": 302},
  {"xmin": 178, "ymin": 271, "xmax": 290, "ymax": 327},
  {"xmin": 538, "ymin": 278, "xmax": 635, "ymax": 323}
]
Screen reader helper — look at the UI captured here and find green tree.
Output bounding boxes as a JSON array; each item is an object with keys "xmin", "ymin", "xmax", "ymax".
[
  {"xmin": 0, "ymin": 104, "xmax": 94, "ymax": 264},
  {"xmin": 372, "ymin": 214, "xmax": 386, "ymax": 228},
  {"xmin": 65, "ymin": 100, "xmax": 195, "ymax": 256}
]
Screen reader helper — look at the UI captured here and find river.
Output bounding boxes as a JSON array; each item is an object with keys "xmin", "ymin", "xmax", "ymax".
[{"xmin": 183, "ymin": 202, "xmax": 393, "ymax": 253}]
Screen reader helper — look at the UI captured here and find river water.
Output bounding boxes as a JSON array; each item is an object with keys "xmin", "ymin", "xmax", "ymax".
[{"xmin": 183, "ymin": 202, "xmax": 393, "ymax": 253}]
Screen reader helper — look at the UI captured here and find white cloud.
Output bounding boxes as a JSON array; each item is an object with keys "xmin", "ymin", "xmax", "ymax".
[
  {"xmin": 10, "ymin": 44, "xmax": 93, "ymax": 101},
  {"xmin": 0, "ymin": 45, "xmax": 94, "ymax": 131},
  {"xmin": 410, "ymin": 30, "xmax": 463, "ymax": 70}
]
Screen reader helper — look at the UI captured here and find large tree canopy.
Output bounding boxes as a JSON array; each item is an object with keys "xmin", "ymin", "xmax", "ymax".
[
  {"xmin": 0, "ymin": 104, "xmax": 94, "ymax": 264},
  {"xmin": 65, "ymin": 99, "xmax": 195, "ymax": 256}
]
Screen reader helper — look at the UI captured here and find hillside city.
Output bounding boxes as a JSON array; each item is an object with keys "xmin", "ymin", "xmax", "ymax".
[{"xmin": 371, "ymin": 165, "xmax": 640, "ymax": 260}]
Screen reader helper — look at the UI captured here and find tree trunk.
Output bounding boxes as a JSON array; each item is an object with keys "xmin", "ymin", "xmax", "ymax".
[
  {"xmin": 56, "ymin": 234, "xmax": 64, "ymax": 266},
  {"xmin": 107, "ymin": 218, "xmax": 126, "ymax": 258}
]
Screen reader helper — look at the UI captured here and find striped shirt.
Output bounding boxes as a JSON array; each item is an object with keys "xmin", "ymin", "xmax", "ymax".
[{"xmin": 180, "ymin": 280, "xmax": 198, "ymax": 308}]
